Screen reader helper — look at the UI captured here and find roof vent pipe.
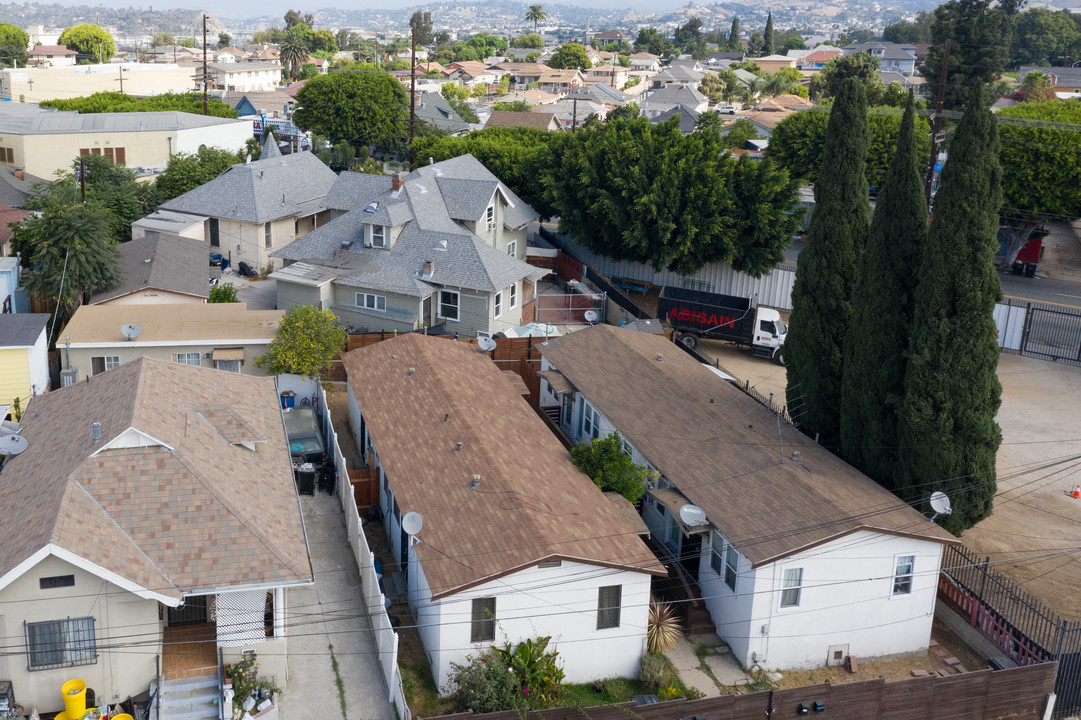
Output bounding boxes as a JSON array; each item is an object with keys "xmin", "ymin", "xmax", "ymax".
[{"xmin": 92, "ymin": 421, "xmax": 102, "ymax": 442}]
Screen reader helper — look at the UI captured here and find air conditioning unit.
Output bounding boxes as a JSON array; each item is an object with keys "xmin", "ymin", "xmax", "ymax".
[{"xmin": 60, "ymin": 368, "xmax": 78, "ymax": 387}]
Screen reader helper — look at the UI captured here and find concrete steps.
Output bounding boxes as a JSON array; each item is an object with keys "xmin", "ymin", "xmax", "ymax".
[{"xmin": 160, "ymin": 675, "xmax": 220, "ymax": 720}]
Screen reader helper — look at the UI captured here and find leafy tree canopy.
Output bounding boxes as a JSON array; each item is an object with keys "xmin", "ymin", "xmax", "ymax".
[
  {"xmin": 410, "ymin": 11, "xmax": 434, "ymax": 46},
  {"xmin": 409, "ymin": 127, "xmax": 552, "ymax": 200},
  {"xmin": 548, "ymin": 42, "xmax": 591, "ymax": 70},
  {"xmin": 0, "ymin": 23, "xmax": 29, "ymax": 68},
  {"xmin": 492, "ymin": 101, "xmax": 532, "ymax": 112},
  {"xmin": 634, "ymin": 27, "xmax": 675, "ymax": 57},
  {"xmin": 570, "ymin": 432, "xmax": 656, "ymax": 504},
  {"xmin": 40, "ymin": 91, "xmax": 238, "ymax": 118},
  {"xmin": 255, "ymin": 305, "xmax": 347, "ymax": 386},
  {"xmin": 921, "ymin": 0, "xmax": 1010, "ymax": 110},
  {"xmin": 808, "ymin": 52, "xmax": 880, "ymax": 99},
  {"xmin": 1009, "ymin": 8, "xmax": 1080, "ymax": 67},
  {"xmin": 154, "ymin": 146, "xmax": 242, "ymax": 205},
  {"xmin": 217, "ymin": 32, "xmax": 232, "ymax": 49},
  {"xmin": 882, "ymin": 11, "xmax": 934, "ymax": 43},
  {"xmin": 512, "ymin": 33, "xmax": 543, "ymax": 49},
  {"xmin": 293, "ymin": 71, "xmax": 409, "ymax": 147},
  {"xmin": 722, "ymin": 117, "xmax": 760, "ymax": 149},
  {"xmin": 58, "ymin": 23, "xmax": 115, "ymax": 62},
  {"xmin": 998, "ymin": 100, "xmax": 1081, "ymax": 220},
  {"xmin": 209, "ymin": 282, "xmax": 239, "ymax": 303},
  {"xmin": 284, "ymin": 9, "xmax": 314, "ymax": 29}
]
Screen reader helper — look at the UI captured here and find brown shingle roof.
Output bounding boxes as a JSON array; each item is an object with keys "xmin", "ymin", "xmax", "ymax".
[
  {"xmin": 342, "ymin": 334, "xmax": 665, "ymax": 599},
  {"xmin": 539, "ymin": 325, "xmax": 957, "ymax": 567},
  {"xmin": 484, "ymin": 110, "xmax": 560, "ymax": 131},
  {"xmin": 0, "ymin": 357, "xmax": 313, "ymax": 602}
]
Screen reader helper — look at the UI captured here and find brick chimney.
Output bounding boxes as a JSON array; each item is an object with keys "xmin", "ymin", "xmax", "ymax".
[
  {"xmin": 392, "ymin": 172, "xmax": 405, "ymax": 191},
  {"xmin": 421, "ymin": 260, "xmax": 434, "ymax": 279}
]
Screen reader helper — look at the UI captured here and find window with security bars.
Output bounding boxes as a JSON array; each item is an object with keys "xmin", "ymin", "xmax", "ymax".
[
  {"xmin": 597, "ymin": 585, "xmax": 621, "ymax": 629},
  {"xmin": 26, "ymin": 617, "xmax": 97, "ymax": 671},
  {"xmin": 470, "ymin": 597, "xmax": 495, "ymax": 643}
]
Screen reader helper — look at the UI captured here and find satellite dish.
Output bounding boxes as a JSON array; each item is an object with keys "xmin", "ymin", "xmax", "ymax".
[
  {"xmin": 929, "ymin": 491, "xmax": 952, "ymax": 521},
  {"xmin": 477, "ymin": 336, "xmax": 497, "ymax": 352},
  {"xmin": 0, "ymin": 433, "xmax": 28, "ymax": 456},
  {"xmin": 401, "ymin": 511, "xmax": 423, "ymax": 536},
  {"xmin": 679, "ymin": 504, "xmax": 707, "ymax": 527},
  {"xmin": 583, "ymin": 310, "xmax": 598, "ymax": 324},
  {"xmin": 245, "ymin": 153, "xmax": 252, "ymax": 164},
  {"xmin": 121, "ymin": 324, "xmax": 142, "ymax": 341}
]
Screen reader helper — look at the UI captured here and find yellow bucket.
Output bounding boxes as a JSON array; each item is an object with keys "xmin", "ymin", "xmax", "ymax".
[
  {"xmin": 55, "ymin": 713, "xmax": 70, "ymax": 720},
  {"xmin": 113, "ymin": 715, "xmax": 135, "ymax": 720},
  {"xmin": 60, "ymin": 679, "xmax": 87, "ymax": 719}
]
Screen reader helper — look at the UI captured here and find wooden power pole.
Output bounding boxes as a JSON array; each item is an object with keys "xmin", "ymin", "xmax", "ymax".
[
  {"xmin": 924, "ymin": 37, "xmax": 951, "ymax": 208},
  {"xmin": 202, "ymin": 14, "xmax": 209, "ymax": 116},
  {"xmin": 409, "ymin": 24, "xmax": 417, "ymax": 144}
]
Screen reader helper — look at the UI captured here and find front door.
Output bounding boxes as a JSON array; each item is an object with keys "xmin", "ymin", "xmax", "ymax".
[
  {"xmin": 422, "ymin": 296, "xmax": 432, "ymax": 327},
  {"xmin": 167, "ymin": 595, "xmax": 209, "ymax": 626}
]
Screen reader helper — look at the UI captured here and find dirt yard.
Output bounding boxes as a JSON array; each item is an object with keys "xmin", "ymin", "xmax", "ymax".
[{"xmin": 695, "ymin": 341, "xmax": 1081, "ymax": 620}]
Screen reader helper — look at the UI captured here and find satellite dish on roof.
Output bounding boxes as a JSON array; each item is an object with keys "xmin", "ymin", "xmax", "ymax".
[
  {"xmin": 679, "ymin": 504, "xmax": 707, "ymax": 527},
  {"xmin": 583, "ymin": 310, "xmax": 598, "ymax": 324},
  {"xmin": 478, "ymin": 336, "xmax": 497, "ymax": 352},
  {"xmin": 402, "ymin": 511, "xmax": 423, "ymax": 537},
  {"xmin": 121, "ymin": 324, "xmax": 142, "ymax": 341},
  {"xmin": 929, "ymin": 491, "xmax": 952, "ymax": 522},
  {"xmin": 0, "ymin": 433, "xmax": 28, "ymax": 456}
]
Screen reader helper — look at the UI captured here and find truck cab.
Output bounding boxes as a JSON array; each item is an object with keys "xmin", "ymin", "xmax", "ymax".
[{"xmin": 753, "ymin": 308, "xmax": 787, "ymax": 359}]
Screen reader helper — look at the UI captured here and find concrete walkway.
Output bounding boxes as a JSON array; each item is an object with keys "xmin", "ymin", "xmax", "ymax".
[
  {"xmin": 668, "ymin": 633, "xmax": 752, "ymax": 697},
  {"xmin": 278, "ymin": 493, "xmax": 395, "ymax": 720},
  {"xmin": 234, "ymin": 278, "xmax": 278, "ymax": 310}
]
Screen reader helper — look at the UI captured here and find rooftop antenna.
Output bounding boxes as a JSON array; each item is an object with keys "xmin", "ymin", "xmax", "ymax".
[
  {"xmin": 121, "ymin": 324, "xmax": 142, "ymax": 341},
  {"xmin": 776, "ymin": 412, "xmax": 784, "ymax": 464},
  {"xmin": 0, "ymin": 433, "xmax": 29, "ymax": 456},
  {"xmin": 929, "ymin": 492, "xmax": 952, "ymax": 523}
]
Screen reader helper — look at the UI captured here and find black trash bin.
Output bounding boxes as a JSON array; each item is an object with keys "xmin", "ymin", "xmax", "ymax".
[{"xmin": 295, "ymin": 463, "xmax": 316, "ymax": 495}]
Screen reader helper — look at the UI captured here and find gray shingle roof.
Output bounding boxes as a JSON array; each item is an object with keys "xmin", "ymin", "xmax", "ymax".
[
  {"xmin": 89, "ymin": 233, "xmax": 210, "ymax": 305},
  {"xmin": 0, "ymin": 105, "xmax": 248, "ymax": 136},
  {"xmin": 1019, "ymin": 66, "xmax": 1081, "ymax": 85},
  {"xmin": 653, "ymin": 64, "xmax": 704, "ymax": 83},
  {"xmin": 0, "ymin": 313, "xmax": 49, "ymax": 347},
  {"xmin": 274, "ymin": 155, "xmax": 544, "ymax": 295},
  {"xmin": 260, "ymin": 136, "xmax": 282, "ymax": 160},
  {"xmin": 642, "ymin": 86, "xmax": 707, "ymax": 115},
  {"xmin": 160, "ymin": 151, "xmax": 337, "ymax": 224},
  {"xmin": 844, "ymin": 42, "xmax": 917, "ymax": 61},
  {"xmin": 323, "ymin": 172, "xmax": 393, "ymax": 212},
  {"xmin": 652, "ymin": 104, "xmax": 700, "ymax": 133},
  {"xmin": 413, "ymin": 92, "xmax": 470, "ymax": 134}
]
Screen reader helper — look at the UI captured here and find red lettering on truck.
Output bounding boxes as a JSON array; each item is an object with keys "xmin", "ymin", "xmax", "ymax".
[{"xmin": 668, "ymin": 306, "xmax": 739, "ymax": 329}]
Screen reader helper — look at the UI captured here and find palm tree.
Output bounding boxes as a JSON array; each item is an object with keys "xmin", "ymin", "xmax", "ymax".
[
  {"xmin": 525, "ymin": 4, "xmax": 548, "ymax": 34},
  {"xmin": 762, "ymin": 72, "xmax": 797, "ymax": 98},
  {"xmin": 279, "ymin": 29, "xmax": 310, "ymax": 81}
]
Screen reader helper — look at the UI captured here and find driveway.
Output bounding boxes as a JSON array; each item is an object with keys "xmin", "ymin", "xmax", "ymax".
[{"xmin": 278, "ymin": 493, "xmax": 395, "ymax": 720}]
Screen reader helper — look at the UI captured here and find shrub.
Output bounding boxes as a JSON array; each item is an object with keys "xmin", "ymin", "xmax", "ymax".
[
  {"xmin": 647, "ymin": 603, "xmax": 681, "ymax": 653},
  {"xmin": 639, "ymin": 652, "xmax": 669, "ymax": 691},
  {"xmin": 492, "ymin": 636, "xmax": 565, "ymax": 705},
  {"xmin": 445, "ymin": 650, "xmax": 519, "ymax": 714},
  {"xmin": 209, "ymin": 282, "xmax": 239, "ymax": 303}
]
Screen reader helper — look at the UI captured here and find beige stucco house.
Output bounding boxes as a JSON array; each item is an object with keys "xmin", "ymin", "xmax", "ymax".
[
  {"xmin": 156, "ymin": 145, "xmax": 337, "ymax": 271},
  {"xmin": 0, "ymin": 357, "xmax": 313, "ymax": 715},
  {"xmin": 59, "ymin": 302, "xmax": 284, "ymax": 383}
]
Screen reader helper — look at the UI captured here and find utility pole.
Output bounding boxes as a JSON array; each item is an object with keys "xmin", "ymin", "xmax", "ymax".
[
  {"xmin": 202, "ymin": 14, "xmax": 208, "ymax": 116},
  {"xmin": 572, "ymin": 97, "xmax": 578, "ymax": 132},
  {"xmin": 409, "ymin": 23, "xmax": 417, "ymax": 145},
  {"xmin": 117, "ymin": 66, "xmax": 124, "ymax": 94},
  {"xmin": 79, "ymin": 156, "xmax": 86, "ymax": 205},
  {"xmin": 924, "ymin": 37, "xmax": 950, "ymax": 208}
]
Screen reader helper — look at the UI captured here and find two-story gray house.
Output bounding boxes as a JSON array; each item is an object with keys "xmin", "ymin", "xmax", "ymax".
[
  {"xmin": 270, "ymin": 155, "xmax": 547, "ymax": 338},
  {"xmin": 842, "ymin": 42, "xmax": 918, "ymax": 76}
]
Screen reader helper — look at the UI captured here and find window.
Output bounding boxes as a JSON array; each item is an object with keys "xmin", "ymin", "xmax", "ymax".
[
  {"xmin": 486, "ymin": 205, "xmax": 495, "ymax": 230},
  {"xmin": 0, "ymin": 147, "xmax": 13, "ymax": 164},
  {"xmin": 371, "ymin": 225, "xmax": 386, "ymax": 248},
  {"xmin": 470, "ymin": 597, "xmax": 496, "ymax": 642},
  {"xmin": 780, "ymin": 567, "xmax": 803, "ymax": 608},
  {"xmin": 215, "ymin": 360, "xmax": 242, "ymax": 373},
  {"xmin": 621, "ymin": 436, "xmax": 632, "ymax": 455},
  {"xmin": 725, "ymin": 545, "xmax": 738, "ymax": 590},
  {"xmin": 209, "ymin": 218, "xmax": 220, "ymax": 248},
  {"xmin": 39, "ymin": 575, "xmax": 75, "ymax": 590},
  {"xmin": 509, "ymin": 283, "xmax": 517, "ymax": 309},
  {"xmin": 493, "ymin": 291, "xmax": 503, "ymax": 318},
  {"xmin": 439, "ymin": 290, "xmax": 460, "ymax": 321},
  {"xmin": 597, "ymin": 585, "xmax": 621, "ymax": 629},
  {"xmin": 355, "ymin": 293, "xmax": 387, "ymax": 312},
  {"xmin": 26, "ymin": 617, "xmax": 97, "ymax": 670},
  {"xmin": 506, "ymin": 240, "xmax": 517, "ymax": 257},
  {"xmin": 90, "ymin": 356, "xmax": 120, "ymax": 375},
  {"xmin": 176, "ymin": 352, "xmax": 201, "ymax": 366},
  {"xmin": 893, "ymin": 555, "xmax": 915, "ymax": 596},
  {"xmin": 114, "ymin": 148, "xmax": 126, "ymax": 166},
  {"xmin": 710, "ymin": 532, "xmax": 724, "ymax": 575},
  {"xmin": 264, "ymin": 223, "xmax": 272, "ymax": 249},
  {"xmin": 580, "ymin": 400, "xmax": 600, "ymax": 440}
]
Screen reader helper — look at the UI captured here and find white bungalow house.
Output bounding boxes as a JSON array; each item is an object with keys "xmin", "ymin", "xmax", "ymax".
[
  {"xmin": 342, "ymin": 333, "xmax": 666, "ymax": 690},
  {"xmin": 537, "ymin": 325, "xmax": 958, "ymax": 671},
  {"xmin": 0, "ymin": 357, "xmax": 313, "ymax": 716}
]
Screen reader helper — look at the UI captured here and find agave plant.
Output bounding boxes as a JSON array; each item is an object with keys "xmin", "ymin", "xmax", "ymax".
[{"xmin": 647, "ymin": 603, "xmax": 681, "ymax": 654}]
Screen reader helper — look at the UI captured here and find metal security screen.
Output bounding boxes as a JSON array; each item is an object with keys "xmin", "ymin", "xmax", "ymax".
[{"xmin": 26, "ymin": 617, "xmax": 97, "ymax": 671}]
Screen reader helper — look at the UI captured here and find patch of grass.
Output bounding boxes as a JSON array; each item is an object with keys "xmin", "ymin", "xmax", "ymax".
[
  {"xmin": 561, "ymin": 677, "xmax": 652, "ymax": 706},
  {"xmin": 328, "ymin": 642, "xmax": 348, "ymax": 720},
  {"xmin": 397, "ymin": 629, "xmax": 452, "ymax": 717}
]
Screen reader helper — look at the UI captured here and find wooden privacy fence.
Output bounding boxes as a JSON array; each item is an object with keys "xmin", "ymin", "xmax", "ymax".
[
  {"xmin": 938, "ymin": 543, "xmax": 1081, "ymax": 717},
  {"xmin": 423, "ymin": 663, "xmax": 1056, "ymax": 720}
]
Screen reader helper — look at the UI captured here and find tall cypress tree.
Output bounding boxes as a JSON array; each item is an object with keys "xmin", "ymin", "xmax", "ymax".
[
  {"xmin": 840, "ymin": 93, "xmax": 926, "ymax": 487},
  {"xmin": 763, "ymin": 12, "xmax": 775, "ymax": 56},
  {"xmin": 784, "ymin": 77, "xmax": 870, "ymax": 451},
  {"xmin": 727, "ymin": 17, "xmax": 740, "ymax": 51},
  {"xmin": 899, "ymin": 81, "xmax": 1002, "ymax": 534}
]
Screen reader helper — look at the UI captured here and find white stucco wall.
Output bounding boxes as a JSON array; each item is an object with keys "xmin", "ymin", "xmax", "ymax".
[
  {"xmin": 0, "ymin": 555, "xmax": 161, "ymax": 713},
  {"xmin": 700, "ymin": 530, "xmax": 944, "ymax": 671},
  {"xmin": 409, "ymin": 555, "xmax": 652, "ymax": 692},
  {"xmin": 174, "ymin": 120, "xmax": 253, "ymax": 156},
  {"xmin": 28, "ymin": 326, "xmax": 49, "ymax": 394}
]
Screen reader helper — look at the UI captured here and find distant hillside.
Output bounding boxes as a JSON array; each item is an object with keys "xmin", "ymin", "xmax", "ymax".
[{"xmin": 0, "ymin": 4, "xmax": 225, "ymax": 37}]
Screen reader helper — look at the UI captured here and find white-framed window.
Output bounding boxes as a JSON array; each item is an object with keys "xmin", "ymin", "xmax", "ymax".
[
  {"xmin": 470, "ymin": 597, "xmax": 496, "ymax": 642},
  {"xmin": 439, "ymin": 290, "xmax": 460, "ymax": 321},
  {"xmin": 26, "ymin": 617, "xmax": 97, "ymax": 670},
  {"xmin": 493, "ymin": 290, "xmax": 503, "ymax": 318},
  {"xmin": 597, "ymin": 585, "xmax": 621, "ymax": 629},
  {"xmin": 621, "ymin": 435, "xmax": 632, "ymax": 455},
  {"xmin": 710, "ymin": 532, "xmax": 724, "ymax": 575},
  {"xmin": 486, "ymin": 204, "xmax": 495, "ymax": 230},
  {"xmin": 355, "ymin": 293, "xmax": 387, "ymax": 312},
  {"xmin": 176, "ymin": 352, "xmax": 201, "ymax": 366},
  {"xmin": 725, "ymin": 545, "xmax": 738, "ymax": 590},
  {"xmin": 506, "ymin": 240, "xmax": 517, "ymax": 257},
  {"xmin": 780, "ymin": 567, "xmax": 803, "ymax": 608},
  {"xmin": 579, "ymin": 399, "xmax": 600, "ymax": 439},
  {"xmin": 264, "ymin": 222, "xmax": 272, "ymax": 249},
  {"xmin": 215, "ymin": 359, "xmax": 242, "ymax": 373},
  {"xmin": 90, "ymin": 356, "xmax": 120, "ymax": 375},
  {"xmin": 509, "ymin": 283, "xmax": 517, "ymax": 308},
  {"xmin": 892, "ymin": 554, "xmax": 915, "ymax": 596},
  {"xmin": 371, "ymin": 225, "xmax": 386, "ymax": 248}
]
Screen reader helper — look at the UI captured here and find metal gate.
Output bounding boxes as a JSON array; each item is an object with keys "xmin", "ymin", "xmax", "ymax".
[{"xmin": 1020, "ymin": 303, "xmax": 1081, "ymax": 365}]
